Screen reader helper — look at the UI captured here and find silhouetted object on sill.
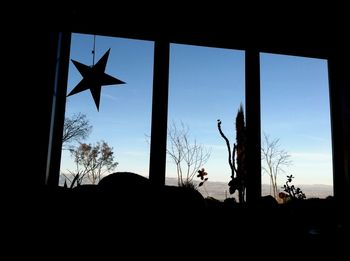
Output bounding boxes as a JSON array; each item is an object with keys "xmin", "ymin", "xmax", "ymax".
[
  {"xmin": 217, "ymin": 104, "xmax": 247, "ymax": 203},
  {"xmin": 75, "ymin": 172, "xmax": 205, "ymax": 215},
  {"xmin": 281, "ymin": 174, "xmax": 306, "ymax": 202}
]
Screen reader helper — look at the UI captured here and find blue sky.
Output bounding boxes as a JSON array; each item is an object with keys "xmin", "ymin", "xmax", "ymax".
[
  {"xmin": 260, "ymin": 54, "xmax": 332, "ymax": 185},
  {"xmin": 60, "ymin": 33, "xmax": 333, "ymax": 186}
]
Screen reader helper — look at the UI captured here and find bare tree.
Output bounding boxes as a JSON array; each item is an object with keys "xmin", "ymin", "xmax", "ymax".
[
  {"xmin": 167, "ymin": 121, "xmax": 211, "ymax": 187},
  {"xmin": 62, "ymin": 113, "xmax": 92, "ymax": 149},
  {"xmin": 63, "ymin": 140, "xmax": 118, "ymax": 187},
  {"xmin": 261, "ymin": 133, "xmax": 292, "ymax": 199}
]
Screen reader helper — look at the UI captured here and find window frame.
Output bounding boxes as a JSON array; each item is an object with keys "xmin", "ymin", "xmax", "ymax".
[{"xmin": 46, "ymin": 31, "xmax": 348, "ymax": 203}]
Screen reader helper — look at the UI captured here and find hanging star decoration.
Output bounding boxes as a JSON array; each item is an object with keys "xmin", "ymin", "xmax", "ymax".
[{"xmin": 67, "ymin": 48, "xmax": 125, "ymax": 111}]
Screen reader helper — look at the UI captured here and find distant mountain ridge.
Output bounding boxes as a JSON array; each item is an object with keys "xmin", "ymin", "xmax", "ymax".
[
  {"xmin": 59, "ymin": 174, "xmax": 332, "ymax": 200},
  {"xmin": 165, "ymin": 177, "xmax": 333, "ymax": 200}
]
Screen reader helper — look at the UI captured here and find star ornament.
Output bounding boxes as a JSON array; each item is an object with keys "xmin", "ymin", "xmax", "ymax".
[{"xmin": 67, "ymin": 48, "xmax": 125, "ymax": 111}]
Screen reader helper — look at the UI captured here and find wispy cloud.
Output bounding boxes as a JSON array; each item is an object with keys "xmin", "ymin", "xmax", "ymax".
[
  {"xmin": 297, "ymin": 134, "xmax": 329, "ymax": 143},
  {"xmin": 290, "ymin": 152, "xmax": 331, "ymax": 161},
  {"xmin": 202, "ymin": 144, "xmax": 227, "ymax": 151},
  {"xmin": 101, "ymin": 93, "xmax": 120, "ymax": 102},
  {"xmin": 120, "ymin": 150, "xmax": 149, "ymax": 157}
]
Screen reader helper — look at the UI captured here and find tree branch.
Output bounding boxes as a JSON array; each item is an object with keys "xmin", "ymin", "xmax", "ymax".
[{"xmin": 217, "ymin": 119, "xmax": 234, "ymax": 176}]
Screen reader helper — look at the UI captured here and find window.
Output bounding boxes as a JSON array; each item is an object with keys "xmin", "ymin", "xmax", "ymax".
[
  {"xmin": 59, "ymin": 33, "xmax": 154, "ymax": 186},
  {"xmin": 166, "ymin": 43, "xmax": 245, "ymax": 200},
  {"xmin": 260, "ymin": 53, "xmax": 333, "ymax": 199}
]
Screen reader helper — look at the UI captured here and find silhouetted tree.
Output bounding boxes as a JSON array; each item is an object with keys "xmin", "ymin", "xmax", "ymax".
[
  {"xmin": 167, "ymin": 121, "xmax": 211, "ymax": 187},
  {"xmin": 217, "ymin": 104, "xmax": 247, "ymax": 203},
  {"xmin": 261, "ymin": 133, "xmax": 292, "ymax": 199},
  {"xmin": 63, "ymin": 140, "xmax": 118, "ymax": 187},
  {"xmin": 62, "ymin": 113, "xmax": 92, "ymax": 149}
]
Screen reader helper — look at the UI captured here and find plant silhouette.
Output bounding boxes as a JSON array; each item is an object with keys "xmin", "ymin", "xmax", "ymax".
[
  {"xmin": 281, "ymin": 175, "xmax": 306, "ymax": 201},
  {"xmin": 217, "ymin": 104, "xmax": 247, "ymax": 203}
]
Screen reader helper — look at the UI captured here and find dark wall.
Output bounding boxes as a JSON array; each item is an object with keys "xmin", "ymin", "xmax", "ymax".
[
  {"xmin": 11, "ymin": 32, "xmax": 59, "ymax": 189},
  {"xmin": 329, "ymin": 52, "xmax": 350, "ymax": 202}
]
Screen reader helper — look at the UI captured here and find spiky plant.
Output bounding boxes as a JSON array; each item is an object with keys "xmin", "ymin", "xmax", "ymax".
[{"xmin": 217, "ymin": 104, "xmax": 247, "ymax": 203}]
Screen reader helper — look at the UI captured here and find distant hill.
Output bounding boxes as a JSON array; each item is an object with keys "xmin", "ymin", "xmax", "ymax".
[
  {"xmin": 59, "ymin": 174, "xmax": 333, "ymax": 201},
  {"xmin": 165, "ymin": 177, "xmax": 333, "ymax": 201}
]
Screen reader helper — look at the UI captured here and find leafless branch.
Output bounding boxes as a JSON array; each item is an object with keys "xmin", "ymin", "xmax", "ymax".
[
  {"xmin": 62, "ymin": 113, "xmax": 92, "ymax": 149},
  {"xmin": 167, "ymin": 121, "xmax": 211, "ymax": 187},
  {"xmin": 261, "ymin": 132, "xmax": 292, "ymax": 199}
]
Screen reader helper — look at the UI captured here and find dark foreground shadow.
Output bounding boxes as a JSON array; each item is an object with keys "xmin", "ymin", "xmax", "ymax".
[{"xmin": 9, "ymin": 172, "xmax": 349, "ymax": 257}]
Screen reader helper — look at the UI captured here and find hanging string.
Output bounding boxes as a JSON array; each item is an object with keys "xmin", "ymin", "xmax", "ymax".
[{"xmin": 92, "ymin": 35, "xmax": 96, "ymax": 66}]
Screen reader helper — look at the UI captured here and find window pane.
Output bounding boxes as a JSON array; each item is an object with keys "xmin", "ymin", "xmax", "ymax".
[
  {"xmin": 260, "ymin": 53, "xmax": 333, "ymax": 200},
  {"xmin": 59, "ymin": 33, "xmax": 154, "ymax": 186},
  {"xmin": 167, "ymin": 43, "xmax": 245, "ymax": 200}
]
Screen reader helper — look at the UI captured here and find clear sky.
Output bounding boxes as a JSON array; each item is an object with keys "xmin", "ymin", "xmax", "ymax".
[{"xmin": 60, "ymin": 33, "xmax": 333, "ymax": 186}]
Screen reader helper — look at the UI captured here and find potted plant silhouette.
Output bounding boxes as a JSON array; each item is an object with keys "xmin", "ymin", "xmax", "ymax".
[{"xmin": 217, "ymin": 104, "xmax": 247, "ymax": 203}]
